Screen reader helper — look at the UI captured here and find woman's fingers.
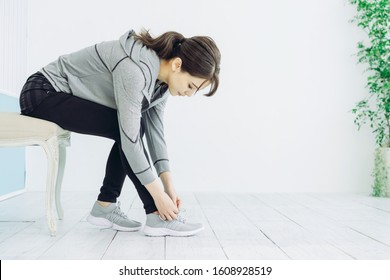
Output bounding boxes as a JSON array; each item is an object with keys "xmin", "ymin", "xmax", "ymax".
[
  {"xmin": 156, "ymin": 193, "xmax": 179, "ymax": 221},
  {"xmin": 160, "ymin": 211, "xmax": 177, "ymax": 221},
  {"xmin": 176, "ymin": 197, "xmax": 181, "ymax": 208}
]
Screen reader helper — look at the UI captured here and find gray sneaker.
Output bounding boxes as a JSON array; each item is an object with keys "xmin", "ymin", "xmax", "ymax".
[
  {"xmin": 143, "ymin": 213, "xmax": 204, "ymax": 237},
  {"xmin": 87, "ymin": 201, "xmax": 142, "ymax": 231}
]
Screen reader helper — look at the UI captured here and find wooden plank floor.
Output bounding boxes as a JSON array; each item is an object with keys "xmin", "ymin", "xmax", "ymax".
[{"xmin": 0, "ymin": 190, "xmax": 390, "ymax": 260}]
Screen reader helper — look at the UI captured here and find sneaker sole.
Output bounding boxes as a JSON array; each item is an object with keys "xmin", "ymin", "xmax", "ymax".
[
  {"xmin": 143, "ymin": 225, "xmax": 204, "ymax": 237},
  {"xmin": 86, "ymin": 215, "xmax": 142, "ymax": 232}
]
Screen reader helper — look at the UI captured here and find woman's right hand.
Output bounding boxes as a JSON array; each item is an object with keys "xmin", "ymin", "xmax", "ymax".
[
  {"xmin": 153, "ymin": 191, "xmax": 179, "ymax": 220},
  {"xmin": 145, "ymin": 179, "xmax": 179, "ymax": 220}
]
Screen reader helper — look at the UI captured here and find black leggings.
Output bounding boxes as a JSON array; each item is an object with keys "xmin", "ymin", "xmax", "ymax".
[{"xmin": 20, "ymin": 72, "xmax": 157, "ymax": 214}]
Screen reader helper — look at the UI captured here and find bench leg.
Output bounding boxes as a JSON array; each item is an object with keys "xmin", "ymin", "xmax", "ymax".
[
  {"xmin": 55, "ymin": 145, "xmax": 67, "ymax": 220},
  {"xmin": 42, "ymin": 137, "xmax": 60, "ymax": 237}
]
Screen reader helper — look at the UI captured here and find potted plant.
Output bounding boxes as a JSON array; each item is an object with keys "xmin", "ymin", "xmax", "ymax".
[{"xmin": 350, "ymin": 0, "xmax": 390, "ymax": 197}]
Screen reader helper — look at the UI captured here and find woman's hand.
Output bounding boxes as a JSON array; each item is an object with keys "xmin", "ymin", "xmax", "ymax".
[
  {"xmin": 153, "ymin": 191, "xmax": 179, "ymax": 220},
  {"xmin": 165, "ymin": 188, "xmax": 181, "ymax": 209},
  {"xmin": 160, "ymin": 171, "xmax": 181, "ymax": 208},
  {"xmin": 145, "ymin": 179, "xmax": 178, "ymax": 220}
]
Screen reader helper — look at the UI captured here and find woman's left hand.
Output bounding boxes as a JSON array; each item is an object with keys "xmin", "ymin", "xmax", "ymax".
[
  {"xmin": 160, "ymin": 172, "xmax": 182, "ymax": 208},
  {"xmin": 165, "ymin": 188, "xmax": 181, "ymax": 209}
]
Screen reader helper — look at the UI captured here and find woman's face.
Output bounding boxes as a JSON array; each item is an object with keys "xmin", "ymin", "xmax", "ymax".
[
  {"xmin": 167, "ymin": 58, "xmax": 209, "ymax": 97},
  {"xmin": 168, "ymin": 71, "xmax": 208, "ymax": 97}
]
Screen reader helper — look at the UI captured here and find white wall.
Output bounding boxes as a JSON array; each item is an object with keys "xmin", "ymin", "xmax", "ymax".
[
  {"xmin": 25, "ymin": 0, "xmax": 375, "ymax": 194},
  {"xmin": 0, "ymin": 0, "xmax": 27, "ymax": 96}
]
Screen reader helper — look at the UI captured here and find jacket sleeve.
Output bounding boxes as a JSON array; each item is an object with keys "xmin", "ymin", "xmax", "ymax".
[
  {"xmin": 142, "ymin": 97, "xmax": 170, "ymax": 176},
  {"xmin": 111, "ymin": 58, "xmax": 156, "ymax": 185}
]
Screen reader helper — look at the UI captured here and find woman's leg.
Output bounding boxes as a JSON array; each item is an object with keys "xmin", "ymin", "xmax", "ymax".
[
  {"xmin": 98, "ymin": 142, "xmax": 126, "ymax": 202},
  {"xmin": 98, "ymin": 141, "xmax": 157, "ymax": 213}
]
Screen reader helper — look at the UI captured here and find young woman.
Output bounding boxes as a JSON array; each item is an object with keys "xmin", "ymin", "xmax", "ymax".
[{"xmin": 19, "ymin": 29, "xmax": 221, "ymax": 237}]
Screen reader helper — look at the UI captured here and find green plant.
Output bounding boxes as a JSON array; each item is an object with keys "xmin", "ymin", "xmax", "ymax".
[
  {"xmin": 350, "ymin": 0, "xmax": 390, "ymax": 147},
  {"xmin": 350, "ymin": 0, "xmax": 390, "ymax": 196},
  {"xmin": 372, "ymin": 148, "xmax": 389, "ymax": 196}
]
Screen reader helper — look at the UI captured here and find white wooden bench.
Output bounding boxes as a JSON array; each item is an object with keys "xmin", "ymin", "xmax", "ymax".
[{"xmin": 0, "ymin": 112, "xmax": 70, "ymax": 236}]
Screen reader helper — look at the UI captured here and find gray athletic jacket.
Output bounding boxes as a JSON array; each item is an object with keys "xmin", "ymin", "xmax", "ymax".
[{"xmin": 41, "ymin": 30, "xmax": 170, "ymax": 185}]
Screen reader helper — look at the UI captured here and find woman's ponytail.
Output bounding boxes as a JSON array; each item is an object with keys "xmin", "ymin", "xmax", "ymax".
[{"xmin": 134, "ymin": 29, "xmax": 185, "ymax": 60}]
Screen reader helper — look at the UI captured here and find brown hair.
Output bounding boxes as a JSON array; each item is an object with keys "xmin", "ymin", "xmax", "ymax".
[{"xmin": 134, "ymin": 29, "xmax": 221, "ymax": 96}]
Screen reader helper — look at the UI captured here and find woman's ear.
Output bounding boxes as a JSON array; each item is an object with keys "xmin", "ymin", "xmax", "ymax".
[{"xmin": 171, "ymin": 57, "xmax": 182, "ymax": 72}]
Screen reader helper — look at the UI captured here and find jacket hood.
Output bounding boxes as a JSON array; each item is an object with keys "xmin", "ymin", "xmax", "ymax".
[{"xmin": 119, "ymin": 30, "xmax": 160, "ymax": 99}]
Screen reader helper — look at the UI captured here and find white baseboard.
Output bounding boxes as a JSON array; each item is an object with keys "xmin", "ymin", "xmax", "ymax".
[{"xmin": 0, "ymin": 188, "xmax": 26, "ymax": 201}]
